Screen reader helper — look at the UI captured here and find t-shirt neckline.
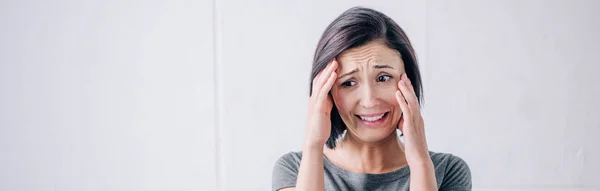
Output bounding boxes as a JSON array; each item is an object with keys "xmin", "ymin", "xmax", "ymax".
[{"xmin": 321, "ymin": 154, "xmax": 411, "ymax": 183}]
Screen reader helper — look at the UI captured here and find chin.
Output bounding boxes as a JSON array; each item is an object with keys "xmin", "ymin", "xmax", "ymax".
[{"xmin": 351, "ymin": 124, "xmax": 398, "ymax": 143}]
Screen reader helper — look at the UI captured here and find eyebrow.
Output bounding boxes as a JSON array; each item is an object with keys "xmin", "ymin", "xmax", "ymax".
[
  {"xmin": 374, "ymin": 64, "xmax": 394, "ymax": 69},
  {"xmin": 337, "ymin": 64, "xmax": 395, "ymax": 79},
  {"xmin": 338, "ymin": 69, "xmax": 358, "ymax": 80}
]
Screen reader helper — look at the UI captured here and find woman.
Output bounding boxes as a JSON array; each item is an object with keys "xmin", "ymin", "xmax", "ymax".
[{"xmin": 273, "ymin": 7, "xmax": 471, "ymax": 191}]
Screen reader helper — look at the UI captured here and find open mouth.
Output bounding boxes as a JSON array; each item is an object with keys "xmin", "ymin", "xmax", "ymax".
[{"xmin": 355, "ymin": 112, "xmax": 389, "ymax": 127}]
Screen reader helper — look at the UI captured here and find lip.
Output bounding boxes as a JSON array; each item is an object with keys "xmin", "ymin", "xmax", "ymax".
[
  {"xmin": 355, "ymin": 112, "xmax": 387, "ymax": 117},
  {"xmin": 355, "ymin": 112, "xmax": 389, "ymax": 127}
]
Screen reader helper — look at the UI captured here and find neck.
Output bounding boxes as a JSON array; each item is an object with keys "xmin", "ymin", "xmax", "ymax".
[{"xmin": 326, "ymin": 130, "xmax": 407, "ymax": 174}]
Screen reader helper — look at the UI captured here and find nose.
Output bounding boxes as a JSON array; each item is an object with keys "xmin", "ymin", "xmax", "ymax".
[{"xmin": 359, "ymin": 83, "xmax": 379, "ymax": 109}]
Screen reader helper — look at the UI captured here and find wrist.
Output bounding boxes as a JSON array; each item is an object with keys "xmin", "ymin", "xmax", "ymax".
[
  {"xmin": 408, "ymin": 157, "xmax": 434, "ymax": 170},
  {"xmin": 303, "ymin": 140, "xmax": 326, "ymax": 150}
]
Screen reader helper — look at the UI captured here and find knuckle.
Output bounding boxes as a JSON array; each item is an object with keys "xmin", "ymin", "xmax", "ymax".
[{"xmin": 410, "ymin": 99, "xmax": 419, "ymax": 106}]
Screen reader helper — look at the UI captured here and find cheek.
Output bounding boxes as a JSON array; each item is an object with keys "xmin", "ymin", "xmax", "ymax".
[
  {"xmin": 379, "ymin": 82, "xmax": 402, "ymax": 121},
  {"xmin": 331, "ymin": 90, "xmax": 362, "ymax": 125},
  {"xmin": 377, "ymin": 82, "xmax": 400, "ymax": 103},
  {"xmin": 332, "ymin": 91, "xmax": 353, "ymax": 114},
  {"xmin": 378, "ymin": 83, "xmax": 402, "ymax": 125}
]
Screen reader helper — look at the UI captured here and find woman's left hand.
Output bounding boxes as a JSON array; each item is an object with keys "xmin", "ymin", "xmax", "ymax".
[{"xmin": 395, "ymin": 73, "xmax": 431, "ymax": 166}]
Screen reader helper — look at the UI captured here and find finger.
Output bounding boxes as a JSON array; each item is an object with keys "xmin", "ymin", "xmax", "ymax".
[
  {"xmin": 397, "ymin": 79, "xmax": 418, "ymax": 108},
  {"xmin": 311, "ymin": 60, "xmax": 332, "ymax": 95},
  {"xmin": 403, "ymin": 73, "xmax": 417, "ymax": 95},
  {"xmin": 398, "ymin": 115, "xmax": 405, "ymax": 132},
  {"xmin": 318, "ymin": 71, "xmax": 337, "ymax": 102},
  {"xmin": 312, "ymin": 72, "xmax": 325, "ymax": 96},
  {"xmin": 395, "ymin": 90, "xmax": 410, "ymax": 119},
  {"xmin": 312, "ymin": 59, "xmax": 338, "ymax": 96},
  {"xmin": 402, "ymin": 74, "xmax": 418, "ymax": 102}
]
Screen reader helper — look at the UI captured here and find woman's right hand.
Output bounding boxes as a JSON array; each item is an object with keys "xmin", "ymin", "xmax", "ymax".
[{"xmin": 305, "ymin": 59, "xmax": 338, "ymax": 147}]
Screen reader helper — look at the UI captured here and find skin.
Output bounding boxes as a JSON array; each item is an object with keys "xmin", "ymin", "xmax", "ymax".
[{"xmin": 286, "ymin": 41, "xmax": 436, "ymax": 191}]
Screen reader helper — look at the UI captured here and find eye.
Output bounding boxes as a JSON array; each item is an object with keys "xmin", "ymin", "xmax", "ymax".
[
  {"xmin": 341, "ymin": 80, "xmax": 356, "ymax": 88},
  {"xmin": 377, "ymin": 75, "xmax": 392, "ymax": 82}
]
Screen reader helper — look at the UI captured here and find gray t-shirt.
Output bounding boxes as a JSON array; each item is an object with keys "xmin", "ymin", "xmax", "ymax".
[{"xmin": 272, "ymin": 151, "xmax": 471, "ymax": 191}]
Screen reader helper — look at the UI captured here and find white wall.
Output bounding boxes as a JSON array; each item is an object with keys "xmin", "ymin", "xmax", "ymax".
[
  {"xmin": 0, "ymin": 0, "xmax": 217, "ymax": 190},
  {"xmin": 425, "ymin": 0, "xmax": 600, "ymax": 190},
  {"xmin": 1, "ymin": 0, "xmax": 598, "ymax": 191}
]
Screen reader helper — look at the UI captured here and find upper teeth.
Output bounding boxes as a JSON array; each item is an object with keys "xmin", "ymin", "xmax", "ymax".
[{"xmin": 360, "ymin": 113, "xmax": 385, "ymax": 122}]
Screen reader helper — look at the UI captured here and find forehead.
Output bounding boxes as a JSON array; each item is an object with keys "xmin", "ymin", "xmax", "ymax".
[{"xmin": 337, "ymin": 41, "xmax": 403, "ymax": 68}]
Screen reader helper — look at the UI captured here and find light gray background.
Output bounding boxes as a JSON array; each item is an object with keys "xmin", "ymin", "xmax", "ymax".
[{"xmin": 1, "ymin": 0, "xmax": 598, "ymax": 190}]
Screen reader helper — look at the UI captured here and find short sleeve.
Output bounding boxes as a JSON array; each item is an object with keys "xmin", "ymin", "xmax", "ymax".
[
  {"xmin": 439, "ymin": 155, "xmax": 472, "ymax": 191},
  {"xmin": 272, "ymin": 152, "xmax": 301, "ymax": 191}
]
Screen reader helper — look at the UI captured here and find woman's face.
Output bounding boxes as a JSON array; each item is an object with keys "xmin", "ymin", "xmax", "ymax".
[{"xmin": 331, "ymin": 41, "xmax": 404, "ymax": 143}]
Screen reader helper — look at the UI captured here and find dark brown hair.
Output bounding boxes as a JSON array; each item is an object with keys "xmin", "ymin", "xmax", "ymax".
[{"xmin": 309, "ymin": 7, "xmax": 423, "ymax": 149}]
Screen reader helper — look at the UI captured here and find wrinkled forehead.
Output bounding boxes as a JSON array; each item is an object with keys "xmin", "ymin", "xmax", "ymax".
[{"xmin": 336, "ymin": 41, "xmax": 404, "ymax": 71}]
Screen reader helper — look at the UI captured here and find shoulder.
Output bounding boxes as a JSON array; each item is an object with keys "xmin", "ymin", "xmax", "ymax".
[
  {"xmin": 429, "ymin": 151, "xmax": 469, "ymax": 169},
  {"xmin": 272, "ymin": 151, "xmax": 303, "ymax": 190},
  {"xmin": 274, "ymin": 151, "xmax": 303, "ymax": 170},
  {"xmin": 429, "ymin": 151, "xmax": 472, "ymax": 190}
]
